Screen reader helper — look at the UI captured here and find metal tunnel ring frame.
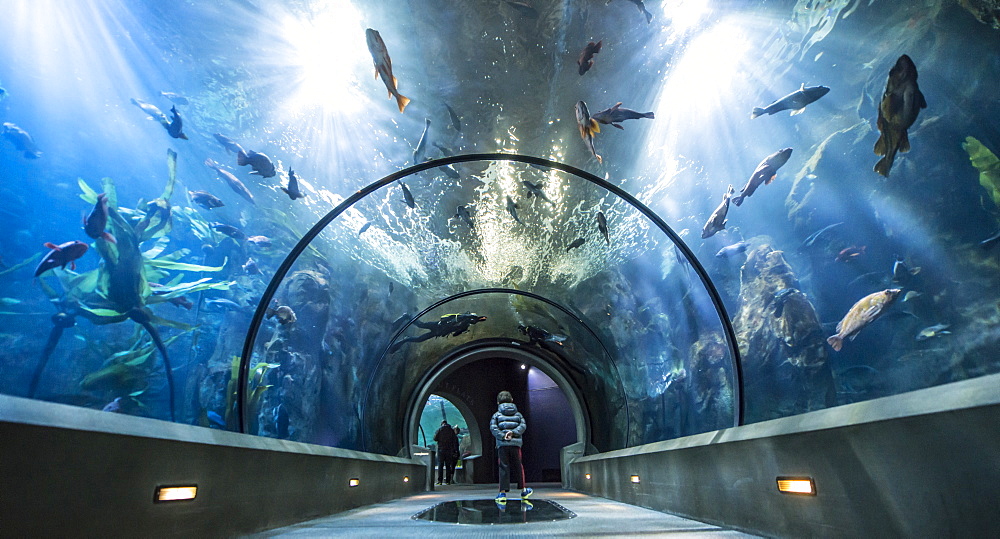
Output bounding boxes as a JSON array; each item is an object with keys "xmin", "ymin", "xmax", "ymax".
[
  {"xmin": 237, "ymin": 153, "xmax": 745, "ymax": 436},
  {"xmin": 366, "ymin": 287, "xmax": 627, "ymax": 451}
]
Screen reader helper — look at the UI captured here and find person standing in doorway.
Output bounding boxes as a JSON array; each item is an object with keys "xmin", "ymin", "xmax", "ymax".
[
  {"xmin": 491, "ymin": 390, "xmax": 532, "ymax": 505},
  {"xmin": 434, "ymin": 420, "xmax": 459, "ymax": 485}
]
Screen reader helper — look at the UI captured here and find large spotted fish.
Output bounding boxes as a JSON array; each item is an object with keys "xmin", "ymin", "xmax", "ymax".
[{"xmin": 827, "ymin": 289, "xmax": 901, "ymax": 351}]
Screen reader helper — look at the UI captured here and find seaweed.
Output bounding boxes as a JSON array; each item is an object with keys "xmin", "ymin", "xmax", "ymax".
[
  {"xmin": 963, "ymin": 136, "xmax": 1000, "ymax": 212},
  {"xmin": 80, "ymin": 331, "xmax": 187, "ymax": 393},
  {"xmin": 34, "ymin": 149, "xmax": 234, "ymax": 420},
  {"xmin": 222, "ymin": 355, "xmax": 278, "ymax": 432}
]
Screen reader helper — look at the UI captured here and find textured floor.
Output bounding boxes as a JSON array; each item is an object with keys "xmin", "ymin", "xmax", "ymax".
[{"xmin": 254, "ymin": 484, "xmax": 755, "ymax": 538}]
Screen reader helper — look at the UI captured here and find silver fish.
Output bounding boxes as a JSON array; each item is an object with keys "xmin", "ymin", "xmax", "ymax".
[
  {"xmin": 731, "ymin": 148, "xmax": 793, "ymax": 207},
  {"xmin": 701, "ymin": 184, "xmax": 734, "ymax": 239},
  {"xmin": 751, "ymin": 84, "xmax": 830, "ymax": 118},
  {"xmin": 205, "ymin": 158, "xmax": 255, "ymax": 205},
  {"xmin": 590, "ymin": 102, "xmax": 654, "ymax": 130},
  {"xmin": 413, "ymin": 118, "xmax": 431, "ymax": 166}
]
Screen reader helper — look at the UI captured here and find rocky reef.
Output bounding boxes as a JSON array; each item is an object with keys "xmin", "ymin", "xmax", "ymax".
[
  {"xmin": 959, "ymin": 0, "xmax": 1000, "ymax": 29},
  {"xmin": 734, "ymin": 245, "xmax": 833, "ymax": 422}
]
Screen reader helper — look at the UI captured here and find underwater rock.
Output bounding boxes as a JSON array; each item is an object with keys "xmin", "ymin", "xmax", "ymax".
[
  {"xmin": 734, "ymin": 245, "xmax": 833, "ymax": 422},
  {"xmin": 258, "ymin": 269, "xmax": 331, "ymax": 441},
  {"xmin": 959, "ymin": 0, "xmax": 1000, "ymax": 29},
  {"xmin": 687, "ymin": 332, "xmax": 734, "ymax": 430}
]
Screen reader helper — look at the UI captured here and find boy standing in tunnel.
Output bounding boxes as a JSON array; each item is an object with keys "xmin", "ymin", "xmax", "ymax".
[{"xmin": 491, "ymin": 390, "xmax": 532, "ymax": 504}]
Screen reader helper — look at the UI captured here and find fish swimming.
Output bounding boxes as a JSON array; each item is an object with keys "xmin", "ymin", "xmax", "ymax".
[
  {"xmin": 168, "ymin": 296, "xmax": 194, "ymax": 309},
  {"xmin": 160, "ymin": 91, "xmax": 189, "ymax": 105},
  {"xmin": 609, "ymin": 0, "xmax": 652, "ymax": 23},
  {"xmin": 916, "ymin": 323, "xmax": 951, "ymax": 341},
  {"xmin": 873, "ymin": 55, "xmax": 927, "ymax": 177},
  {"xmin": 455, "ymin": 205, "xmax": 475, "ymax": 229},
  {"xmin": 902, "ymin": 290, "xmax": 922, "ymax": 302},
  {"xmin": 715, "ymin": 241, "xmax": 749, "ymax": 258},
  {"xmin": 242, "ymin": 258, "xmax": 261, "ymax": 275},
  {"xmin": 444, "ymin": 103, "xmax": 461, "ymax": 132},
  {"xmin": 210, "ymin": 222, "xmax": 247, "ymax": 241},
  {"xmin": 891, "ymin": 255, "xmax": 920, "ymax": 283},
  {"xmin": 399, "ymin": 181, "xmax": 415, "ymax": 208},
  {"xmin": 578, "ymin": 40, "xmax": 602, "ymax": 76},
  {"xmin": 413, "ymin": 118, "xmax": 431, "ymax": 166},
  {"xmin": 506, "ymin": 196, "xmax": 521, "ymax": 223},
  {"xmin": 522, "ymin": 180, "xmax": 553, "ymax": 205},
  {"xmin": 827, "ymin": 288, "xmax": 901, "ymax": 351},
  {"xmin": 213, "ymin": 133, "xmax": 245, "ymax": 155},
  {"xmin": 358, "ymin": 222, "xmax": 372, "ymax": 235},
  {"xmin": 190, "ymin": 190, "xmax": 225, "ymax": 210},
  {"xmin": 84, "ymin": 193, "xmax": 117, "ymax": 244},
  {"xmin": 365, "ymin": 28, "xmax": 410, "ymax": 113},
  {"xmin": 590, "ymin": 102, "xmax": 654, "ymax": 130},
  {"xmin": 34, "ymin": 241, "xmax": 89, "ymax": 277},
  {"xmin": 267, "ymin": 304, "xmax": 297, "ymax": 324},
  {"xmin": 236, "ymin": 149, "xmax": 276, "ymax": 178},
  {"xmin": 835, "ymin": 245, "xmax": 865, "ymax": 262},
  {"xmin": 247, "ymin": 235, "xmax": 272, "ymax": 248},
  {"xmin": 166, "ymin": 106, "xmax": 188, "ymax": 140},
  {"xmin": 0, "ymin": 122, "xmax": 42, "ymax": 158},
  {"xmin": 434, "ymin": 143, "xmax": 454, "ymax": 156},
  {"xmin": 205, "ymin": 298, "xmax": 242, "ymax": 310},
  {"xmin": 731, "ymin": 148, "xmax": 793, "ymax": 206},
  {"xmin": 205, "ymin": 158, "xmax": 255, "ymax": 204},
  {"xmin": 440, "ymin": 163, "xmax": 460, "ymax": 179},
  {"xmin": 772, "ymin": 288, "xmax": 798, "ymax": 317},
  {"xmin": 701, "ymin": 184, "xmax": 734, "ymax": 239},
  {"xmin": 980, "ymin": 229, "xmax": 1000, "ymax": 250},
  {"xmin": 575, "ymin": 101, "xmax": 602, "ymax": 163},
  {"xmin": 130, "ymin": 98, "xmax": 168, "ymax": 124},
  {"xmin": 282, "ymin": 168, "xmax": 306, "ymax": 200},
  {"xmin": 131, "ymin": 99, "xmax": 187, "ymax": 139},
  {"xmin": 566, "ymin": 238, "xmax": 587, "ymax": 251},
  {"xmin": 798, "ymin": 221, "xmax": 843, "ymax": 251},
  {"xmin": 503, "ymin": 0, "xmax": 539, "ymax": 18},
  {"xmin": 597, "ymin": 211, "xmax": 610, "ymax": 245},
  {"xmin": 751, "ymin": 84, "xmax": 830, "ymax": 118}
]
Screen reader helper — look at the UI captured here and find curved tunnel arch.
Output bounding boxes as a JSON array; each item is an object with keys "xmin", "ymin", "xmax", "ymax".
[
  {"xmin": 405, "ymin": 343, "xmax": 589, "ymax": 458},
  {"xmin": 367, "ymin": 287, "xmax": 624, "ymax": 452},
  {"xmin": 237, "ymin": 153, "xmax": 744, "ymax": 454}
]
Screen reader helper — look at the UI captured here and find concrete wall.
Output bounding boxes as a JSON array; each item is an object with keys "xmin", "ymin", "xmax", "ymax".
[
  {"xmin": 0, "ymin": 395, "xmax": 426, "ymax": 537},
  {"xmin": 568, "ymin": 374, "xmax": 1000, "ymax": 537}
]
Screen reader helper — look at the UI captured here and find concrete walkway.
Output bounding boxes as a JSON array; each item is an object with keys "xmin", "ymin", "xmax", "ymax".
[{"xmin": 254, "ymin": 484, "xmax": 755, "ymax": 538}]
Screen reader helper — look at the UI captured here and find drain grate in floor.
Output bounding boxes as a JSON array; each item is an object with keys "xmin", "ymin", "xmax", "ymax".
[{"xmin": 413, "ymin": 498, "xmax": 576, "ymax": 525}]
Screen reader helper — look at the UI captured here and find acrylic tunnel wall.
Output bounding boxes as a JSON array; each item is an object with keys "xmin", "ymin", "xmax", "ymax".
[
  {"xmin": 4, "ymin": 0, "xmax": 1000, "ymax": 467},
  {"xmin": 237, "ymin": 154, "xmax": 741, "ymax": 456}
]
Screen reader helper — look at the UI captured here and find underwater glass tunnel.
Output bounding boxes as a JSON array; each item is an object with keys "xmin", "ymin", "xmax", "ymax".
[{"xmin": 1, "ymin": 0, "xmax": 1000, "ymax": 458}]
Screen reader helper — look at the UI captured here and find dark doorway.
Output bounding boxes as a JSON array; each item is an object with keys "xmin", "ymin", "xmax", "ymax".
[{"xmin": 432, "ymin": 356, "xmax": 576, "ymax": 484}]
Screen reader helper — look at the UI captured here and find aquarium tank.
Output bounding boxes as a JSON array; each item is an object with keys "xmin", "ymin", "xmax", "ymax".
[{"xmin": 1, "ymin": 0, "xmax": 998, "ymax": 456}]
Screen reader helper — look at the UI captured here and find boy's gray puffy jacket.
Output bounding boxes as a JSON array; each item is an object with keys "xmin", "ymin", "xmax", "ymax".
[{"xmin": 490, "ymin": 402, "xmax": 526, "ymax": 447}]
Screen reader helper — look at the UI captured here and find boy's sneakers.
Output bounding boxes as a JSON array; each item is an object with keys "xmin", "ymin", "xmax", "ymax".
[
  {"xmin": 521, "ymin": 487, "xmax": 533, "ymax": 499},
  {"xmin": 495, "ymin": 492, "xmax": 507, "ymax": 505}
]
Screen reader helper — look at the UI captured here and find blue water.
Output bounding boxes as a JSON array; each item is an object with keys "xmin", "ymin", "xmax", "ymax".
[{"xmin": 1, "ymin": 0, "xmax": 998, "ymax": 454}]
